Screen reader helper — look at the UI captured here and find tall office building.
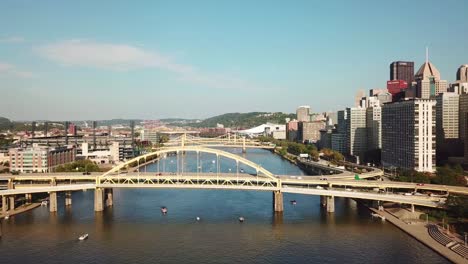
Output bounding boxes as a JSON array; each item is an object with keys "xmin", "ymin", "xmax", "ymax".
[
  {"xmin": 390, "ymin": 61, "xmax": 414, "ymax": 85},
  {"xmin": 296, "ymin": 106, "xmax": 310, "ymax": 122},
  {"xmin": 366, "ymin": 106, "xmax": 382, "ymax": 151},
  {"xmin": 382, "ymin": 99, "xmax": 436, "ymax": 172},
  {"xmin": 414, "ymin": 55, "xmax": 447, "ymax": 99},
  {"xmin": 459, "ymin": 94, "xmax": 468, "ymax": 143},
  {"xmin": 331, "ymin": 110, "xmax": 348, "ymax": 154},
  {"xmin": 345, "ymin": 107, "xmax": 367, "ymax": 159},
  {"xmin": 457, "ymin": 64, "xmax": 468, "ymax": 82},
  {"xmin": 436, "ymin": 93, "xmax": 460, "ymax": 160}
]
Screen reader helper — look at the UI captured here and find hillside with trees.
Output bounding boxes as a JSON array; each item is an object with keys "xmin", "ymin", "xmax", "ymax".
[
  {"xmin": 0, "ymin": 117, "xmax": 12, "ymax": 131},
  {"xmin": 177, "ymin": 112, "xmax": 296, "ymax": 128}
]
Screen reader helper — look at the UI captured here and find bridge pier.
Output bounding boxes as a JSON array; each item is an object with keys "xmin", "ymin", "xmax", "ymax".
[
  {"xmin": 410, "ymin": 204, "xmax": 415, "ymax": 213},
  {"xmin": 9, "ymin": 196, "xmax": 15, "ymax": 211},
  {"xmin": 49, "ymin": 192, "xmax": 57, "ymax": 212},
  {"xmin": 94, "ymin": 188, "xmax": 104, "ymax": 212},
  {"xmin": 105, "ymin": 188, "xmax": 113, "ymax": 207},
  {"xmin": 273, "ymin": 191, "xmax": 283, "ymax": 212},
  {"xmin": 326, "ymin": 196, "xmax": 335, "ymax": 213},
  {"xmin": 65, "ymin": 191, "xmax": 72, "ymax": 206},
  {"xmin": 2, "ymin": 196, "xmax": 8, "ymax": 213},
  {"xmin": 25, "ymin": 193, "xmax": 32, "ymax": 204},
  {"xmin": 242, "ymin": 137, "xmax": 246, "ymax": 153}
]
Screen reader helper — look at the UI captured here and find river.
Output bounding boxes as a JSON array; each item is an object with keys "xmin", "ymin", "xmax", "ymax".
[{"xmin": 0, "ymin": 149, "xmax": 448, "ymax": 263}]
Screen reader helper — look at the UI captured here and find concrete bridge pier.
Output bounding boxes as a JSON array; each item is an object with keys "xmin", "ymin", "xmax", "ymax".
[
  {"xmin": 49, "ymin": 192, "xmax": 57, "ymax": 212},
  {"xmin": 105, "ymin": 188, "xmax": 113, "ymax": 207},
  {"xmin": 410, "ymin": 204, "xmax": 415, "ymax": 213},
  {"xmin": 9, "ymin": 196, "xmax": 15, "ymax": 211},
  {"xmin": 65, "ymin": 191, "xmax": 72, "ymax": 206},
  {"xmin": 94, "ymin": 188, "xmax": 104, "ymax": 212},
  {"xmin": 2, "ymin": 196, "xmax": 8, "ymax": 213},
  {"xmin": 25, "ymin": 193, "xmax": 32, "ymax": 204},
  {"xmin": 273, "ymin": 191, "xmax": 283, "ymax": 212},
  {"xmin": 326, "ymin": 196, "xmax": 335, "ymax": 213}
]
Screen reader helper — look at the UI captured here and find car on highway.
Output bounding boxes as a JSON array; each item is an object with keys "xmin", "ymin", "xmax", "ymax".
[
  {"xmin": 316, "ymin": 186, "xmax": 324, "ymax": 190},
  {"xmin": 416, "ymin": 183, "xmax": 425, "ymax": 186}
]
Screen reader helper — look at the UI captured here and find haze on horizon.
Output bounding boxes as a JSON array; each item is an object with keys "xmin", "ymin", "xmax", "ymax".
[{"xmin": 1, "ymin": 0, "xmax": 467, "ymax": 121}]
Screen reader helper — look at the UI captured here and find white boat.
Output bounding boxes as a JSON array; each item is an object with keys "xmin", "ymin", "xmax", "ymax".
[
  {"xmin": 239, "ymin": 217, "xmax": 245, "ymax": 222},
  {"xmin": 161, "ymin": 207, "xmax": 168, "ymax": 214},
  {"xmin": 79, "ymin": 234, "xmax": 89, "ymax": 240},
  {"xmin": 41, "ymin": 201, "xmax": 48, "ymax": 206}
]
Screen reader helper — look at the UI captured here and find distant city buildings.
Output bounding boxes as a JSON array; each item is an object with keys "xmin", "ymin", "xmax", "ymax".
[
  {"xmin": 382, "ymin": 99, "xmax": 436, "ymax": 172},
  {"xmin": 296, "ymin": 106, "xmax": 311, "ymax": 122},
  {"xmin": 9, "ymin": 145, "xmax": 76, "ymax": 173},
  {"xmin": 297, "ymin": 121, "xmax": 325, "ymax": 143}
]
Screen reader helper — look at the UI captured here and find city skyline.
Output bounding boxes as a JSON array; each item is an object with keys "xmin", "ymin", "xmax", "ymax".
[{"xmin": 1, "ymin": 0, "xmax": 468, "ymax": 120}]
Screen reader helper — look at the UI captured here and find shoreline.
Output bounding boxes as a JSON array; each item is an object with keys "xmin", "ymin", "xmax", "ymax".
[{"xmin": 367, "ymin": 206, "xmax": 467, "ymax": 264}]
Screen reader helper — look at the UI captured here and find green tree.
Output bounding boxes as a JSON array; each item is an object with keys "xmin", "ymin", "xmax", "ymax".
[{"xmin": 446, "ymin": 195, "xmax": 468, "ymax": 218}]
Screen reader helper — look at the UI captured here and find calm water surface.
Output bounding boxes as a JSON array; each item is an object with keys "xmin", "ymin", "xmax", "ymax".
[{"xmin": 0, "ymin": 149, "xmax": 448, "ymax": 263}]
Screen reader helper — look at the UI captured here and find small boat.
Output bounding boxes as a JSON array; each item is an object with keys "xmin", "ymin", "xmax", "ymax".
[
  {"xmin": 290, "ymin": 200, "xmax": 297, "ymax": 205},
  {"xmin": 41, "ymin": 201, "xmax": 48, "ymax": 206},
  {"xmin": 196, "ymin": 217, "xmax": 200, "ymax": 221},
  {"xmin": 239, "ymin": 217, "xmax": 245, "ymax": 222},
  {"xmin": 78, "ymin": 234, "xmax": 89, "ymax": 241},
  {"xmin": 212, "ymin": 160, "xmax": 216, "ymax": 164},
  {"xmin": 161, "ymin": 207, "xmax": 168, "ymax": 214}
]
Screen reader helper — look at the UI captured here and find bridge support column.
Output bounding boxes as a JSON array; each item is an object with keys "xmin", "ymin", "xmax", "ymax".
[
  {"xmin": 65, "ymin": 192, "xmax": 72, "ymax": 206},
  {"xmin": 8, "ymin": 196, "xmax": 15, "ymax": 211},
  {"xmin": 273, "ymin": 191, "xmax": 283, "ymax": 212},
  {"xmin": 49, "ymin": 192, "xmax": 57, "ymax": 212},
  {"xmin": 326, "ymin": 196, "xmax": 335, "ymax": 213},
  {"xmin": 2, "ymin": 196, "xmax": 8, "ymax": 213},
  {"xmin": 7, "ymin": 179, "xmax": 14, "ymax": 190},
  {"xmin": 105, "ymin": 188, "xmax": 113, "ymax": 207},
  {"xmin": 410, "ymin": 204, "xmax": 415, "ymax": 213},
  {"xmin": 25, "ymin": 193, "xmax": 32, "ymax": 204},
  {"xmin": 94, "ymin": 188, "xmax": 104, "ymax": 212}
]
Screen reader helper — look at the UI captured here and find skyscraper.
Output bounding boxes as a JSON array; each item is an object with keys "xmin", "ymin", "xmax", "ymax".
[
  {"xmin": 382, "ymin": 99, "xmax": 436, "ymax": 172},
  {"xmin": 345, "ymin": 107, "xmax": 367, "ymax": 159},
  {"xmin": 390, "ymin": 61, "xmax": 414, "ymax": 85},
  {"xmin": 457, "ymin": 64, "xmax": 468, "ymax": 82},
  {"xmin": 414, "ymin": 51, "xmax": 447, "ymax": 98},
  {"xmin": 436, "ymin": 93, "xmax": 461, "ymax": 160},
  {"xmin": 296, "ymin": 106, "xmax": 310, "ymax": 122}
]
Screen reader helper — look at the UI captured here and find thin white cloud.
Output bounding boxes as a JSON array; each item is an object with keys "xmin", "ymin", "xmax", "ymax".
[
  {"xmin": 0, "ymin": 36, "xmax": 25, "ymax": 43},
  {"xmin": 36, "ymin": 39, "xmax": 265, "ymax": 90},
  {"xmin": 0, "ymin": 61, "xmax": 35, "ymax": 78}
]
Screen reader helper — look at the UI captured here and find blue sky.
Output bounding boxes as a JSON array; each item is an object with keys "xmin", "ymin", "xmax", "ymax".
[{"xmin": 1, "ymin": 0, "xmax": 467, "ymax": 121}]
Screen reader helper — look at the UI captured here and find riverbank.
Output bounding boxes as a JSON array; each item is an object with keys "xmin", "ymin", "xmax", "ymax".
[
  {"xmin": 272, "ymin": 148, "xmax": 297, "ymax": 165},
  {"xmin": 0, "ymin": 203, "xmax": 41, "ymax": 218},
  {"xmin": 369, "ymin": 207, "xmax": 467, "ymax": 263}
]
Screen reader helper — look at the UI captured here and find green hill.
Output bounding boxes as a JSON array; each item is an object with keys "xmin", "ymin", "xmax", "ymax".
[
  {"xmin": 178, "ymin": 112, "xmax": 296, "ymax": 129},
  {"xmin": 0, "ymin": 117, "xmax": 12, "ymax": 131}
]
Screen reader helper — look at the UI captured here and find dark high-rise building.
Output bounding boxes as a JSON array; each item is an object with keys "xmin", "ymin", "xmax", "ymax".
[{"xmin": 390, "ymin": 61, "xmax": 415, "ymax": 85}]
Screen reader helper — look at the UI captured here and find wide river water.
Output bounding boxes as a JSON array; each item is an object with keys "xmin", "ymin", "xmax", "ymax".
[{"xmin": 0, "ymin": 149, "xmax": 448, "ymax": 263}]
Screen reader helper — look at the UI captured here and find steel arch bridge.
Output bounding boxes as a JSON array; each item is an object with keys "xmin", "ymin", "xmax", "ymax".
[
  {"xmin": 98, "ymin": 146, "xmax": 280, "ymax": 190},
  {"xmin": 162, "ymin": 133, "xmax": 275, "ymax": 150}
]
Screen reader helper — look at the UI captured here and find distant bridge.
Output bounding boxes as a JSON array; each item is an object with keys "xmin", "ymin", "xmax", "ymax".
[{"xmin": 162, "ymin": 133, "xmax": 275, "ymax": 151}]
